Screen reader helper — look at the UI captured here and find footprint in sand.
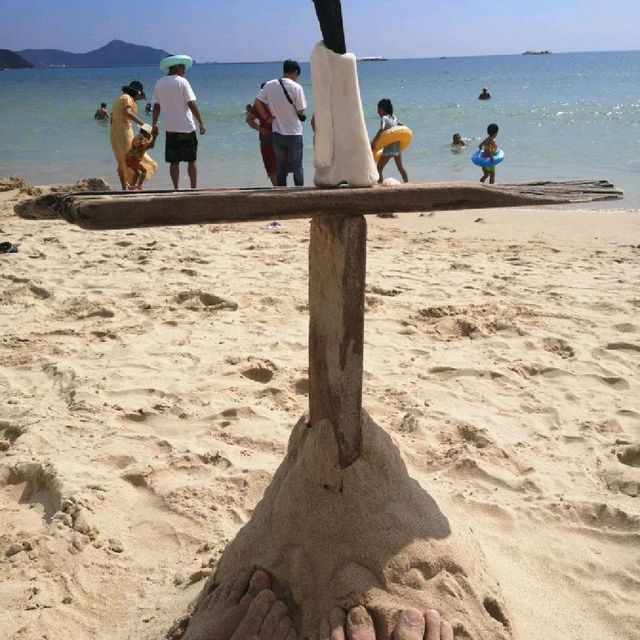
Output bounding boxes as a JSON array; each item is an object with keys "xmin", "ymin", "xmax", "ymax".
[
  {"xmin": 605, "ymin": 342, "xmax": 640, "ymax": 353},
  {"xmin": 542, "ymin": 337, "xmax": 575, "ymax": 359},
  {"xmin": 293, "ymin": 377, "xmax": 309, "ymax": 396},
  {"xmin": 175, "ymin": 290, "xmax": 238, "ymax": 312},
  {"xmin": 617, "ymin": 445, "xmax": 640, "ymax": 468},
  {"xmin": 612, "ymin": 322, "xmax": 638, "ymax": 333},
  {"xmin": 63, "ymin": 298, "xmax": 115, "ymax": 320},
  {"xmin": 239, "ymin": 359, "xmax": 277, "ymax": 384},
  {"xmin": 435, "ymin": 317, "xmax": 483, "ymax": 339},
  {"xmin": 0, "ymin": 421, "xmax": 25, "ymax": 452},
  {"xmin": 1, "ymin": 461, "xmax": 64, "ymax": 524},
  {"xmin": 28, "ymin": 283, "xmax": 52, "ymax": 299},
  {"xmin": 370, "ymin": 284, "xmax": 403, "ymax": 297}
]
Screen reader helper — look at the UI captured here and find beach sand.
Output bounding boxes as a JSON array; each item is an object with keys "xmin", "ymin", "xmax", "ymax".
[{"xmin": 1, "ymin": 184, "xmax": 639, "ymax": 640}]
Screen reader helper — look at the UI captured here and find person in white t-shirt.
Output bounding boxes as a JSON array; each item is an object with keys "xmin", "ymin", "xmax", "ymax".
[
  {"xmin": 255, "ymin": 60, "xmax": 307, "ymax": 186},
  {"xmin": 151, "ymin": 55, "xmax": 206, "ymax": 189}
]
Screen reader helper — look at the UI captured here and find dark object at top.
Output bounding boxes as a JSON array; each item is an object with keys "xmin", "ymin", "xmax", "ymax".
[
  {"xmin": 121, "ymin": 80, "xmax": 145, "ymax": 100},
  {"xmin": 312, "ymin": 0, "xmax": 346, "ymax": 55}
]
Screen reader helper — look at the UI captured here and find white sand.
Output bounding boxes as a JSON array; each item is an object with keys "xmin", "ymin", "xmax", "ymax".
[{"xmin": 1, "ymin": 187, "xmax": 639, "ymax": 640}]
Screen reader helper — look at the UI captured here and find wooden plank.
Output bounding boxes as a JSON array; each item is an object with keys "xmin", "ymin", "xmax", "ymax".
[
  {"xmin": 309, "ymin": 216, "xmax": 366, "ymax": 469},
  {"xmin": 53, "ymin": 181, "xmax": 623, "ymax": 230}
]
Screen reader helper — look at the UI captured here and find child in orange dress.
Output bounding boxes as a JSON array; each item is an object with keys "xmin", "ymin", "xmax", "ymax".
[{"xmin": 125, "ymin": 124, "xmax": 155, "ymax": 190}]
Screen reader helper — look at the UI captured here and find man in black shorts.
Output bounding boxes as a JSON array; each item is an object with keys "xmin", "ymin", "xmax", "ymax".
[{"xmin": 151, "ymin": 55, "xmax": 206, "ymax": 189}]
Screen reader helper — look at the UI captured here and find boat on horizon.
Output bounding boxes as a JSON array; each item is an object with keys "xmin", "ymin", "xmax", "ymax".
[
  {"xmin": 357, "ymin": 56, "xmax": 387, "ymax": 62},
  {"xmin": 522, "ymin": 50, "xmax": 551, "ymax": 55}
]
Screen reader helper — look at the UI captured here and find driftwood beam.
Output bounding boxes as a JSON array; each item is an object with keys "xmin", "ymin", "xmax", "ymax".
[
  {"xmin": 309, "ymin": 216, "xmax": 366, "ymax": 469},
  {"xmin": 52, "ymin": 181, "xmax": 623, "ymax": 230}
]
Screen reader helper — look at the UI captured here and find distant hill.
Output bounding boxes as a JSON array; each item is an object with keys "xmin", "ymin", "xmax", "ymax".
[
  {"xmin": 0, "ymin": 49, "xmax": 34, "ymax": 69},
  {"xmin": 18, "ymin": 40, "xmax": 171, "ymax": 67}
]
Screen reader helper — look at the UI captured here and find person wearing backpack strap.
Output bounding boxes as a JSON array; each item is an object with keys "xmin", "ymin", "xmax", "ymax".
[{"xmin": 255, "ymin": 60, "xmax": 307, "ymax": 186}]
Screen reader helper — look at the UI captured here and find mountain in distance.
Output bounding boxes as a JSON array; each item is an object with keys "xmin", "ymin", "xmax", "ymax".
[
  {"xmin": 18, "ymin": 40, "xmax": 171, "ymax": 67},
  {"xmin": 0, "ymin": 49, "xmax": 34, "ymax": 69}
]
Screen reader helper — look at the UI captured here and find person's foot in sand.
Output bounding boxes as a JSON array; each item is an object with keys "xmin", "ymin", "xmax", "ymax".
[
  {"xmin": 183, "ymin": 568, "xmax": 296, "ymax": 640},
  {"xmin": 315, "ymin": 604, "xmax": 453, "ymax": 640}
]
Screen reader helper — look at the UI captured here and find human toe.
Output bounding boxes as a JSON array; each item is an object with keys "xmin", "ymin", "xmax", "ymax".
[
  {"xmin": 392, "ymin": 608, "xmax": 425, "ymax": 640},
  {"xmin": 346, "ymin": 606, "xmax": 375, "ymax": 640},
  {"xmin": 258, "ymin": 600, "xmax": 288, "ymax": 640},
  {"xmin": 424, "ymin": 609, "xmax": 442, "ymax": 640},
  {"xmin": 231, "ymin": 590, "xmax": 277, "ymax": 640}
]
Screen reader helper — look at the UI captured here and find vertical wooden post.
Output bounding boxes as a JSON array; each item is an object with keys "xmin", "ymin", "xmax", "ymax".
[{"xmin": 309, "ymin": 215, "xmax": 366, "ymax": 469}]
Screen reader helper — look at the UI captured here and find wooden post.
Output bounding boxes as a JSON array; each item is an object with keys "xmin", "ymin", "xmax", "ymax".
[{"xmin": 309, "ymin": 216, "xmax": 366, "ymax": 469}]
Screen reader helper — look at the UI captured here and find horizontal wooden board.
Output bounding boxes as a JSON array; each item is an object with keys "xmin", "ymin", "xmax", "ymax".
[{"xmin": 32, "ymin": 180, "xmax": 624, "ymax": 230}]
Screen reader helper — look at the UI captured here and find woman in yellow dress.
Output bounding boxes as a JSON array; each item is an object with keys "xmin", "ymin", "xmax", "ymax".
[{"xmin": 110, "ymin": 80, "xmax": 157, "ymax": 190}]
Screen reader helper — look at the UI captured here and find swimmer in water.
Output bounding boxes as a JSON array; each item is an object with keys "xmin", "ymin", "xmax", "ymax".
[
  {"xmin": 452, "ymin": 133, "xmax": 466, "ymax": 147},
  {"xmin": 94, "ymin": 103, "xmax": 109, "ymax": 120},
  {"xmin": 478, "ymin": 87, "xmax": 491, "ymax": 100}
]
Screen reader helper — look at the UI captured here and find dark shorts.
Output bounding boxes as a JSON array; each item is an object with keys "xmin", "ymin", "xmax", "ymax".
[{"xmin": 165, "ymin": 131, "xmax": 198, "ymax": 163}]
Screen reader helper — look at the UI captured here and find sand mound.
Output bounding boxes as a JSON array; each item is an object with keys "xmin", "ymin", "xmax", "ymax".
[
  {"xmin": 0, "ymin": 175, "xmax": 42, "ymax": 195},
  {"xmin": 192, "ymin": 412, "xmax": 513, "ymax": 640}
]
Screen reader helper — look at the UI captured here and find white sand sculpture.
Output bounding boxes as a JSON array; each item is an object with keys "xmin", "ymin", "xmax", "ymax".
[{"xmin": 311, "ymin": 42, "xmax": 379, "ymax": 187}]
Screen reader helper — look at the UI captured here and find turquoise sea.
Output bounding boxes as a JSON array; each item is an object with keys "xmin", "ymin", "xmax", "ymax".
[{"xmin": 1, "ymin": 50, "xmax": 639, "ymax": 207}]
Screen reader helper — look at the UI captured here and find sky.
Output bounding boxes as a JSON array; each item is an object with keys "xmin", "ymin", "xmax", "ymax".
[{"xmin": 1, "ymin": 0, "xmax": 639, "ymax": 62}]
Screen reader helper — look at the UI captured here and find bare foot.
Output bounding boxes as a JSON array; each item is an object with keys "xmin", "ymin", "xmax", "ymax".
[
  {"xmin": 183, "ymin": 569, "xmax": 272, "ymax": 640},
  {"xmin": 316, "ymin": 605, "xmax": 453, "ymax": 640}
]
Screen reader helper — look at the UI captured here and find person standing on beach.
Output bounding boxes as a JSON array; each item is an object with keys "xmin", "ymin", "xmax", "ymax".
[
  {"xmin": 254, "ymin": 60, "xmax": 307, "ymax": 186},
  {"xmin": 370, "ymin": 98, "xmax": 409, "ymax": 184},
  {"xmin": 478, "ymin": 123, "xmax": 499, "ymax": 184},
  {"xmin": 245, "ymin": 84, "xmax": 277, "ymax": 186},
  {"xmin": 109, "ymin": 81, "xmax": 157, "ymax": 190},
  {"xmin": 151, "ymin": 55, "xmax": 206, "ymax": 190}
]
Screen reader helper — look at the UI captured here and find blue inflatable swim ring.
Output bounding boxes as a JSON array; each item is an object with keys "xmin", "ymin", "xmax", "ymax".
[{"xmin": 472, "ymin": 148, "xmax": 504, "ymax": 167}]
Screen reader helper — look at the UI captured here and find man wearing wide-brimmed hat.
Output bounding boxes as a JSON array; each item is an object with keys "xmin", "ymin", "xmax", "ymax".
[{"xmin": 151, "ymin": 54, "xmax": 206, "ymax": 189}]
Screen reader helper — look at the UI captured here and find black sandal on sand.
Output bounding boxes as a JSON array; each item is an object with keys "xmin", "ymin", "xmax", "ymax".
[{"xmin": 0, "ymin": 242, "xmax": 18, "ymax": 254}]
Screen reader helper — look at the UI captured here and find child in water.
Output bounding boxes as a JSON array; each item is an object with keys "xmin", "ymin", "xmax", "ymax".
[
  {"xmin": 452, "ymin": 133, "xmax": 466, "ymax": 147},
  {"xmin": 371, "ymin": 98, "xmax": 409, "ymax": 183},
  {"xmin": 125, "ymin": 124, "xmax": 155, "ymax": 190},
  {"xmin": 478, "ymin": 123, "xmax": 499, "ymax": 184}
]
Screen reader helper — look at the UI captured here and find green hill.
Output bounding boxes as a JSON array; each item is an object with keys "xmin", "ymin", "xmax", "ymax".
[
  {"xmin": 18, "ymin": 40, "xmax": 171, "ymax": 68},
  {"xmin": 0, "ymin": 49, "xmax": 34, "ymax": 69}
]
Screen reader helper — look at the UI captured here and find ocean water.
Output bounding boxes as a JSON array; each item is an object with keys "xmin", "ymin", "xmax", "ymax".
[{"xmin": 1, "ymin": 50, "xmax": 639, "ymax": 207}]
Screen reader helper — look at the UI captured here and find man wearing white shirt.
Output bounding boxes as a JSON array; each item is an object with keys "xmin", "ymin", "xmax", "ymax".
[
  {"xmin": 152, "ymin": 56, "xmax": 206, "ymax": 189},
  {"xmin": 255, "ymin": 60, "xmax": 307, "ymax": 186}
]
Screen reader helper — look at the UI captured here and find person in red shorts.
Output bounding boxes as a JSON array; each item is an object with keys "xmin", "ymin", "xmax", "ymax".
[{"xmin": 245, "ymin": 84, "xmax": 277, "ymax": 186}]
